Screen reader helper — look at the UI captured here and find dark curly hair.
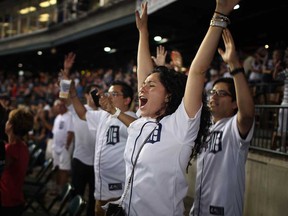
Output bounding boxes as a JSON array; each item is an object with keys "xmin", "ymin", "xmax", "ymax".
[
  {"xmin": 152, "ymin": 66, "xmax": 187, "ymax": 121},
  {"xmin": 151, "ymin": 66, "xmax": 211, "ymax": 169},
  {"xmin": 187, "ymin": 93, "xmax": 212, "ymax": 171}
]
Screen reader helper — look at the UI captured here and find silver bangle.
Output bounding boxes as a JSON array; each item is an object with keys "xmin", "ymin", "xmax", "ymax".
[
  {"xmin": 111, "ymin": 107, "xmax": 121, "ymax": 118},
  {"xmin": 213, "ymin": 15, "xmax": 230, "ymax": 24},
  {"xmin": 210, "ymin": 19, "xmax": 228, "ymax": 28}
]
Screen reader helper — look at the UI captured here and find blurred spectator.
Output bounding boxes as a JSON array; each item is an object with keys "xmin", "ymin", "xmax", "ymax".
[
  {"xmin": 262, "ymin": 48, "xmax": 284, "ymax": 94},
  {"xmin": 0, "ymin": 107, "xmax": 33, "ymax": 216},
  {"xmin": 273, "ymin": 47, "xmax": 288, "ymax": 152},
  {"xmin": 0, "ymin": 97, "xmax": 10, "ymax": 177},
  {"xmin": 243, "ymin": 46, "xmax": 268, "ymax": 83},
  {"xmin": 205, "ymin": 68, "xmax": 220, "ymax": 92},
  {"xmin": 30, "ymin": 101, "xmax": 52, "ymax": 165},
  {"xmin": 62, "ymin": 52, "xmax": 97, "ymax": 216},
  {"xmin": 51, "ymin": 99, "xmax": 74, "ymax": 194},
  {"xmin": 0, "ymin": 94, "xmax": 11, "ymax": 143},
  {"xmin": 219, "ymin": 61, "xmax": 232, "ymax": 78},
  {"xmin": 67, "ymin": 84, "xmax": 99, "ymax": 216}
]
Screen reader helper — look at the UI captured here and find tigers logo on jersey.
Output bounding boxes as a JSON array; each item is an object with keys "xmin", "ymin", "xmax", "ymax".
[
  {"xmin": 206, "ymin": 131, "xmax": 223, "ymax": 153},
  {"xmin": 106, "ymin": 126, "xmax": 120, "ymax": 145},
  {"xmin": 145, "ymin": 123, "xmax": 162, "ymax": 144}
]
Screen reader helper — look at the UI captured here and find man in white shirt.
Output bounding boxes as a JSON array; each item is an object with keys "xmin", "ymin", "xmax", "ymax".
[
  {"xmin": 69, "ymin": 80, "xmax": 137, "ymax": 216},
  {"xmin": 190, "ymin": 29, "xmax": 255, "ymax": 216},
  {"xmin": 52, "ymin": 99, "xmax": 74, "ymax": 193},
  {"xmin": 66, "ymin": 84, "xmax": 100, "ymax": 216}
]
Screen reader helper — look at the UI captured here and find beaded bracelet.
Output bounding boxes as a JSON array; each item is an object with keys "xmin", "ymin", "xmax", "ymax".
[{"xmin": 230, "ymin": 67, "xmax": 245, "ymax": 76}]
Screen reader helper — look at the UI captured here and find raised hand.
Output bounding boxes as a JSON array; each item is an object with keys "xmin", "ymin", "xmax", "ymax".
[
  {"xmin": 170, "ymin": 50, "xmax": 183, "ymax": 71},
  {"xmin": 63, "ymin": 52, "xmax": 76, "ymax": 79},
  {"xmin": 99, "ymin": 94, "xmax": 115, "ymax": 114},
  {"xmin": 151, "ymin": 45, "xmax": 167, "ymax": 66},
  {"xmin": 135, "ymin": 1, "xmax": 148, "ymax": 32},
  {"xmin": 217, "ymin": 29, "xmax": 239, "ymax": 67},
  {"xmin": 135, "ymin": 1, "xmax": 154, "ymax": 90}
]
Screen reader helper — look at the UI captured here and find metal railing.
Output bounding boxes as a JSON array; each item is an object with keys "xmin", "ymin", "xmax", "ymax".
[{"xmin": 251, "ymin": 104, "xmax": 288, "ymax": 156}]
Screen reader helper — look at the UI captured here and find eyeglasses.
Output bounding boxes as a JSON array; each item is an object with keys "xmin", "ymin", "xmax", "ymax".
[
  {"xmin": 208, "ymin": 89, "xmax": 232, "ymax": 97},
  {"xmin": 105, "ymin": 92, "xmax": 123, "ymax": 97}
]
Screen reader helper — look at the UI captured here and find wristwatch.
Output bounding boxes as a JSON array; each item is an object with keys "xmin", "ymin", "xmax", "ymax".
[{"xmin": 111, "ymin": 107, "xmax": 121, "ymax": 118}]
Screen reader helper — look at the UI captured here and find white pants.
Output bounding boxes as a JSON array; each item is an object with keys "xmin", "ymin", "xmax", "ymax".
[{"xmin": 52, "ymin": 145, "xmax": 72, "ymax": 170}]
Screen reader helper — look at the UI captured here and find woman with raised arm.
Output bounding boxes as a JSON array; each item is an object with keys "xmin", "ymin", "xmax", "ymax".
[{"xmin": 103, "ymin": 0, "xmax": 240, "ymax": 215}]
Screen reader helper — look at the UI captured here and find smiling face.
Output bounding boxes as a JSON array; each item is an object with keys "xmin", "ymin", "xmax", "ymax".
[
  {"xmin": 208, "ymin": 82, "xmax": 237, "ymax": 122},
  {"xmin": 138, "ymin": 73, "xmax": 169, "ymax": 119}
]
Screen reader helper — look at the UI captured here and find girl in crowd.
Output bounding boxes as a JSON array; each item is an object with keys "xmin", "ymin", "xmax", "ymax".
[{"xmin": 0, "ymin": 107, "xmax": 34, "ymax": 216}]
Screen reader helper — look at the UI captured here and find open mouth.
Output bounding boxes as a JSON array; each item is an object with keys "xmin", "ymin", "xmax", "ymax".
[{"xmin": 139, "ymin": 96, "xmax": 148, "ymax": 107}]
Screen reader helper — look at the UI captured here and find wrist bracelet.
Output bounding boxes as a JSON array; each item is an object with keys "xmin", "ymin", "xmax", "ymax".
[
  {"xmin": 111, "ymin": 107, "xmax": 121, "ymax": 118},
  {"xmin": 214, "ymin": 11, "xmax": 228, "ymax": 17},
  {"xmin": 210, "ymin": 19, "xmax": 228, "ymax": 28},
  {"xmin": 213, "ymin": 15, "xmax": 230, "ymax": 24},
  {"xmin": 230, "ymin": 67, "xmax": 245, "ymax": 76}
]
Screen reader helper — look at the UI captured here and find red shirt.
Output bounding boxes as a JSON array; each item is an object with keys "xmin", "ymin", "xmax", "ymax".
[{"xmin": 0, "ymin": 141, "xmax": 29, "ymax": 206}]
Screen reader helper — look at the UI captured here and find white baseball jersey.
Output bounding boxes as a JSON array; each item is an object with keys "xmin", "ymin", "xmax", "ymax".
[
  {"xmin": 52, "ymin": 111, "xmax": 73, "ymax": 154},
  {"xmin": 67, "ymin": 104, "xmax": 96, "ymax": 166},
  {"xmin": 190, "ymin": 115, "xmax": 255, "ymax": 216},
  {"xmin": 122, "ymin": 100, "xmax": 202, "ymax": 216},
  {"xmin": 86, "ymin": 109, "xmax": 137, "ymax": 200}
]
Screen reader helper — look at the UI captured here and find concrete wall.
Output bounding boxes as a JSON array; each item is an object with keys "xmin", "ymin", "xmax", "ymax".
[{"xmin": 185, "ymin": 152, "xmax": 288, "ymax": 216}]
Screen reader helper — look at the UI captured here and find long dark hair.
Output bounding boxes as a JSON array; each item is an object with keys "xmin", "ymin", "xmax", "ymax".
[
  {"xmin": 187, "ymin": 93, "xmax": 212, "ymax": 171},
  {"xmin": 152, "ymin": 66, "xmax": 187, "ymax": 121},
  {"xmin": 151, "ymin": 66, "xmax": 211, "ymax": 169}
]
